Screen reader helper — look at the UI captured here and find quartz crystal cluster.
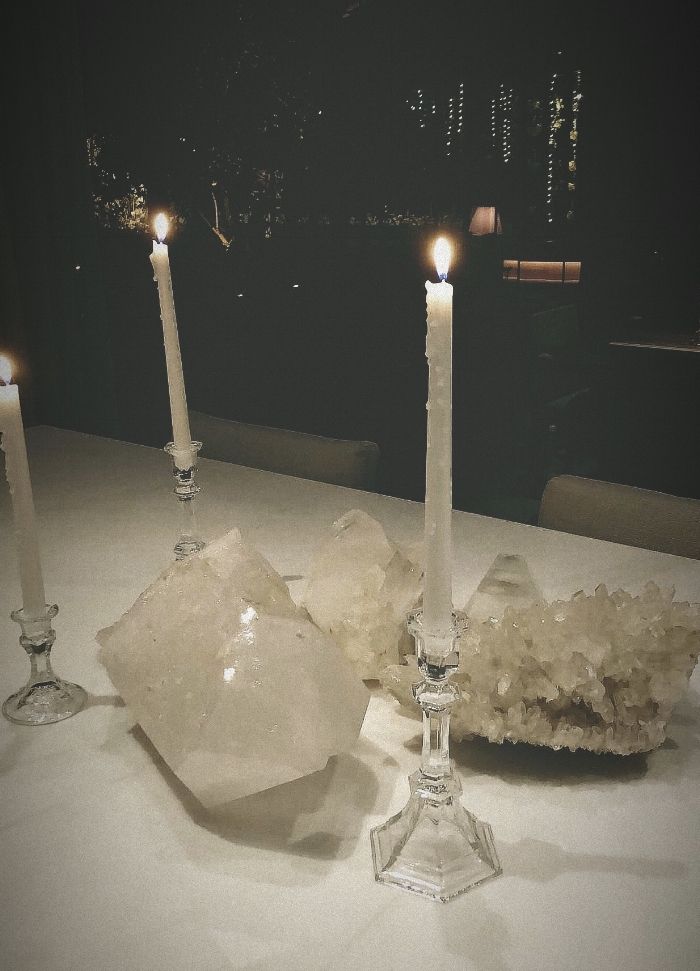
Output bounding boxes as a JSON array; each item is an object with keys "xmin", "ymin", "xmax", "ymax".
[
  {"xmin": 98, "ymin": 528, "xmax": 369, "ymax": 807},
  {"xmin": 382, "ymin": 582, "xmax": 700, "ymax": 755},
  {"xmin": 302, "ymin": 509, "xmax": 422, "ymax": 679}
]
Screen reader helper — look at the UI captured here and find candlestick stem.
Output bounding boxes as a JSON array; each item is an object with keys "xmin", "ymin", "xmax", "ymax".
[
  {"xmin": 370, "ymin": 608, "xmax": 501, "ymax": 901},
  {"xmin": 165, "ymin": 441, "xmax": 206, "ymax": 561},
  {"xmin": 2, "ymin": 604, "xmax": 86, "ymax": 726}
]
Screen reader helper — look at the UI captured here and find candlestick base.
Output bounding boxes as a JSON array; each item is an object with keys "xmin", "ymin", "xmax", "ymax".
[
  {"xmin": 2, "ymin": 604, "xmax": 86, "ymax": 726},
  {"xmin": 370, "ymin": 608, "xmax": 501, "ymax": 901},
  {"xmin": 165, "ymin": 441, "xmax": 206, "ymax": 561},
  {"xmin": 370, "ymin": 768, "xmax": 501, "ymax": 903},
  {"xmin": 173, "ymin": 537, "xmax": 206, "ymax": 560}
]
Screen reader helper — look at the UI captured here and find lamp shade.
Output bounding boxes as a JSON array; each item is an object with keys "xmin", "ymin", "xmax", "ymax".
[{"xmin": 468, "ymin": 206, "xmax": 502, "ymax": 236}]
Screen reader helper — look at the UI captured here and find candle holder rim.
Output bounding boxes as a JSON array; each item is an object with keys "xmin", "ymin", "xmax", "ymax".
[
  {"xmin": 10, "ymin": 602, "xmax": 58, "ymax": 625},
  {"xmin": 164, "ymin": 440, "xmax": 203, "ymax": 472},
  {"xmin": 407, "ymin": 606, "xmax": 468, "ymax": 635},
  {"xmin": 164, "ymin": 440, "xmax": 202, "ymax": 454}
]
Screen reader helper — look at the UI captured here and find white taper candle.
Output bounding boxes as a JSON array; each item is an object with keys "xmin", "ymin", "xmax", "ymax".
[
  {"xmin": 0, "ymin": 357, "xmax": 47, "ymax": 618},
  {"xmin": 149, "ymin": 214, "xmax": 194, "ymax": 469},
  {"xmin": 422, "ymin": 238, "xmax": 454, "ymax": 632}
]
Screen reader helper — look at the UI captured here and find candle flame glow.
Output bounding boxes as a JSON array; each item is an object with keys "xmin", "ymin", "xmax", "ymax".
[
  {"xmin": 0, "ymin": 354, "xmax": 13, "ymax": 385},
  {"xmin": 433, "ymin": 237, "xmax": 451, "ymax": 281},
  {"xmin": 154, "ymin": 213, "xmax": 170, "ymax": 243}
]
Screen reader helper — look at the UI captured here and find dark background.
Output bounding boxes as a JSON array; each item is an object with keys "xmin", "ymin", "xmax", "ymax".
[{"xmin": 1, "ymin": 1, "xmax": 698, "ymax": 517}]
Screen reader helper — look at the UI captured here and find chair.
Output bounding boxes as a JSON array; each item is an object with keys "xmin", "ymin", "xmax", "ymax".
[
  {"xmin": 538, "ymin": 475, "xmax": 700, "ymax": 559},
  {"xmin": 189, "ymin": 409, "xmax": 380, "ymax": 491}
]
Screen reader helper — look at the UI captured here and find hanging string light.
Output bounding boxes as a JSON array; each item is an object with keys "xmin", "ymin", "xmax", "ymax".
[
  {"xmin": 500, "ymin": 84, "xmax": 507, "ymax": 161},
  {"xmin": 546, "ymin": 71, "xmax": 557, "ymax": 224},
  {"xmin": 568, "ymin": 69, "xmax": 582, "ymax": 213},
  {"xmin": 503, "ymin": 87, "xmax": 513, "ymax": 164},
  {"xmin": 446, "ymin": 95, "xmax": 454, "ymax": 155},
  {"xmin": 491, "ymin": 96, "xmax": 497, "ymax": 152}
]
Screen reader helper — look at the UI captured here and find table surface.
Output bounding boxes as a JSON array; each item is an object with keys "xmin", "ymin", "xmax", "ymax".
[
  {"xmin": 1, "ymin": 427, "xmax": 699, "ymax": 971},
  {"xmin": 609, "ymin": 335, "xmax": 700, "ymax": 354}
]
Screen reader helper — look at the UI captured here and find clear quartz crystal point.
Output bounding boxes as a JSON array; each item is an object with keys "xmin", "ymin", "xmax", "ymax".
[
  {"xmin": 97, "ymin": 528, "xmax": 370, "ymax": 806},
  {"xmin": 371, "ymin": 608, "xmax": 501, "ymax": 901},
  {"xmin": 2, "ymin": 604, "xmax": 86, "ymax": 726},
  {"xmin": 164, "ymin": 441, "xmax": 206, "ymax": 560},
  {"xmin": 465, "ymin": 552, "xmax": 543, "ymax": 624}
]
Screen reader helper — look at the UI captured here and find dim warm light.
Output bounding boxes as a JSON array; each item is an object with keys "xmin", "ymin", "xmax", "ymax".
[
  {"xmin": 433, "ymin": 237, "xmax": 451, "ymax": 281},
  {"xmin": 502, "ymin": 259, "xmax": 581, "ymax": 284},
  {"xmin": 0, "ymin": 355, "xmax": 13, "ymax": 385},
  {"xmin": 468, "ymin": 207, "xmax": 502, "ymax": 236},
  {"xmin": 154, "ymin": 213, "xmax": 170, "ymax": 243}
]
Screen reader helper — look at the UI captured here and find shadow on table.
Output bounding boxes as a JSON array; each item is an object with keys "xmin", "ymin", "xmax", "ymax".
[
  {"xmin": 498, "ymin": 836, "xmax": 687, "ymax": 883},
  {"xmin": 449, "ymin": 736, "xmax": 650, "ymax": 785},
  {"xmin": 83, "ymin": 692, "xmax": 126, "ymax": 710},
  {"xmin": 402, "ymin": 727, "xmax": 649, "ymax": 785},
  {"xmin": 130, "ymin": 724, "xmax": 386, "ymax": 861},
  {"xmin": 0, "ymin": 693, "xmax": 125, "ymax": 776}
]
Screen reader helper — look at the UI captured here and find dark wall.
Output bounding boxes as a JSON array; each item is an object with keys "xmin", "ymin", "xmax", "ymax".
[
  {"xmin": 2, "ymin": 2, "xmax": 698, "ymax": 511},
  {"xmin": 1, "ymin": 3, "xmax": 120, "ymax": 437},
  {"xmin": 576, "ymin": 7, "xmax": 698, "ymax": 330}
]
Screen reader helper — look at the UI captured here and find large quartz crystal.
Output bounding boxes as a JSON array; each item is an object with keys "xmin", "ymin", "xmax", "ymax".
[
  {"xmin": 97, "ymin": 529, "xmax": 369, "ymax": 808},
  {"xmin": 465, "ymin": 552, "xmax": 543, "ymax": 623},
  {"xmin": 301, "ymin": 509, "xmax": 422, "ymax": 679},
  {"xmin": 382, "ymin": 582, "xmax": 700, "ymax": 755}
]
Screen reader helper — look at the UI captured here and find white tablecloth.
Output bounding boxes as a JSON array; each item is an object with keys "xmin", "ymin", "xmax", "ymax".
[{"xmin": 1, "ymin": 427, "xmax": 699, "ymax": 971}]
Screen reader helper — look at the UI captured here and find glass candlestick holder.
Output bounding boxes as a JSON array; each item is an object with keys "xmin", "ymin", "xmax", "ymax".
[
  {"xmin": 2, "ymin": 603, "xmax": 86, "ymax": 726},
  {"xmin": 370, "ymin": 607, "xmax": 502, "ymax": 901},
  {"xmin": 164, "ymin": 441, "xmax": 206, "ymax": 561}
]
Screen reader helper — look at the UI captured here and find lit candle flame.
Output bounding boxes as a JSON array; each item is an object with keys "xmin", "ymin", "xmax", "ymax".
[
  {"xmin": 433, "ymin": 237, "xmax": 451, "ymax": 281},
  {"xmin": 0, "ymin": 354, "xmax": 13, "ymax": 385},
  {"xmin": 154, "ymin": 213, "xmax": 170, "ymax": 243}
]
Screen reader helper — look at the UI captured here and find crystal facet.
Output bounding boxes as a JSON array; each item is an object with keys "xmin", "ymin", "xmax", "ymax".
[
  {"xmin": 97, "ymin": 528, "xmax": 369, "ymax": 807},
  {"xmin": 302, "ymin": 509, "xmax": 422, "ymax": 679}
]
